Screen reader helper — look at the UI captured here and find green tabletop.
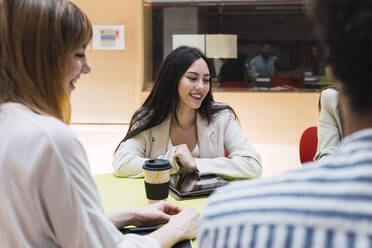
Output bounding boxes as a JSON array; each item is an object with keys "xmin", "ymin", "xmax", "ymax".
[
  {"xmin": 94, "ymin": 173, "xmax": 208, "ymax": 212},
  {"xmin": 94, "ymin": 173, "xmax": 208, "ymax": 247}
]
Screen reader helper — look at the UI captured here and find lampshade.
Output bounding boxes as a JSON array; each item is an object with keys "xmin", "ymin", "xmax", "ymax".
[
  {"xmin": 206, "ymin": 34, "xmax": 237, "ymax": 59},
  {"xmin": 172, "ymin": 34, "xmax": 237, "ymax": 59},
  {"xmin": 172, "ymin": 34, "xmax": 205, "ymax": 53}
]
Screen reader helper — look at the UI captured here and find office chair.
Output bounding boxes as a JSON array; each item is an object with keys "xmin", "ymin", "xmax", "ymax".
[{"xmin": 299, "ymin": 126, "xmax": 318, "ymax": 164}]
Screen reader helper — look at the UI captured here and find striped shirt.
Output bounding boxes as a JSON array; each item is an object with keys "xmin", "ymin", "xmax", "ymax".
[{"xmin": 198, "ymin": 128, "xmax": 372, "ymax": 248}]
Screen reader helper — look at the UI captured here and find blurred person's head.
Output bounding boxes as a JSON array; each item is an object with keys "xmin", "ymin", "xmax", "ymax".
[
  {"xmin": 260, "ymin": 42, "xmax": 272, "ymax": 59},
  {"xmin": 0, "ymin": 0, "xmax": 92, "ymax": 124},
  {"xmin": 311, "ymin": 0, "xmax": 372, "ymax": 114},
  {"xmin": 312, "ymin": 45, "xmax": 319, "ymax": 57}
]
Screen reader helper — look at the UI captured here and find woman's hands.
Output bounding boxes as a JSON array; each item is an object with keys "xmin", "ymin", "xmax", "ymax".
[
  {"xmin": 150, "ymin": 207, "xmax": 200, "ymax": 248},
  {"xmin": 165, "ymin": 207, "xmax": 199, "ymax": 240},
  {"xmin": 173, "ymin": 144, "xmax": 197, "ymax": 171},
  {"xmin": 107, "ymin": 201, "xmax": 181, "ymax": 228},
  {"xmin": 108, "ymin": 201, "xmax": 199, "ymax": 248},
  {"xmin": 131, "ymin": 201, "xmax": 182, "ymax": 227}
]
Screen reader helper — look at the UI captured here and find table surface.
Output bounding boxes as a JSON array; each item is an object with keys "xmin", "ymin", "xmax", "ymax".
[
  {"xmin": 94, "ymin": 173, "xmax": 209, "ymax": 247},
  {"xmin": 94, "ymin": 173, "xmax": 208, "ymax": 212}
]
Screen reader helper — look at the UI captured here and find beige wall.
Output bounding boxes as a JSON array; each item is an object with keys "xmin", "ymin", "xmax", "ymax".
[
  {"xmin": 70, "ymin": 0, "xmax": 143, "ymax": 123},
  {"xmin": 214, "ymin": 92, "xmax": 319, "ymax": 145}
]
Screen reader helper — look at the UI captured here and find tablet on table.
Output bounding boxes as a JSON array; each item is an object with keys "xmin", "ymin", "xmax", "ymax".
[{"xmin": 169, "ymin": 171, "xmax": 228, "ymax": 200}]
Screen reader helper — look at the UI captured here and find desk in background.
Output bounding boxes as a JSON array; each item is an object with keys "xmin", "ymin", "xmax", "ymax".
[{"xmin": 302, "ymin": 80, "xmax": 335, "ymax": 89}]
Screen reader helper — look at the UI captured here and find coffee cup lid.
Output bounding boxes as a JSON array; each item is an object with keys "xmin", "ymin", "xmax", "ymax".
[{"xmin": 143, "ymin": 159, "xmax": 172, "ymax": 171}]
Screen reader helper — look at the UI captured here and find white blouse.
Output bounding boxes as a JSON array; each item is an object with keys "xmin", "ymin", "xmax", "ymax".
[
  {"xmin": 168, "ymin": 138, "xmax": 200, "ymax": 158},
  {"xmin": 0, "ymin": 103, "xmax": 159, "ymax": 248}
]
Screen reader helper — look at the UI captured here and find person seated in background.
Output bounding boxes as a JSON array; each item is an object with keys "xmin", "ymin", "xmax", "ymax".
[
  {"xmin": 303, "ymin": 44, "xmax": 324, "ymax": 78},
  {"xmin": 198, "ymin": 0, "xmax": 372, "ymax": 247},
  {"xmin": 249, "ymin": 42, "xmax": 278, "ymax": 79},
  {"xmin": 113, "ymin": 46, "xmax": 262, "ymax": 179},
  {"xmin": 218, "ymin": 59, "xmax": 247, "ymax": 84},
  {"xmin": 314, "ymin": 87, "xmax": 343, "ymax": 161},
  {"xmin": 309, "ymin": 45, "xmax": 324, "ymax": 76},
  {"xmin": 270, "ymin": 56, "xmax": 302, "ymax": 91},
  {"xmin": 218, "ymin": 53, "xmax": 253, "ymax": 87},
  {"xmin": 0, "ymin": 1, "xmax": 198, "ymax": 247}
]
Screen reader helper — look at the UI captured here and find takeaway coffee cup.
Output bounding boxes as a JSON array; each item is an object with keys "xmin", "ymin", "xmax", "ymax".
[{"xmin": 143, "ymin": 159, "xmax": 172, "ymax": 204}]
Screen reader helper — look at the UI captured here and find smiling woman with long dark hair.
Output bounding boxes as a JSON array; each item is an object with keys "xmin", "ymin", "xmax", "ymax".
[{"xmin": 114, "ymin": 46, "xmax": 262, "ymax": 179}]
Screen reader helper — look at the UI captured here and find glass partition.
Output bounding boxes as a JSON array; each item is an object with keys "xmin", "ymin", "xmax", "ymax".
[{"xmin": 143, "ymin": 0, "xmax": 335, "ymax": 92}]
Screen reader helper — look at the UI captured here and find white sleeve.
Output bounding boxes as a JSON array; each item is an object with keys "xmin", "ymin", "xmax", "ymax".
[
  {"xmin": 196, "ymin": 113, "xmax": 262, "ymax": 179},
  {"xmin": 113, "ymin": 133, "xmax": 180, "ymax": 177},
  {"xmin": 38, "ymin": 130, "xmax": 126, "ymax": 247},
  {"xmin": 314, "ymin": 89, "xmax": 342, "ymax": 161},
  {"xmin": 113, "ymin": 134, "xmax": 149, "ymax": 178}
]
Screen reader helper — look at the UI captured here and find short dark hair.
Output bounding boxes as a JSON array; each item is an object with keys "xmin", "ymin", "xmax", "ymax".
[
  {"xmin": 115, "ymin": 46, "xmax": 235, "ymax": 152},
  {"xmin": 311, "ymin": 0, "xmax": 372, "ymax": 112},
  {"xmin": 260, "ymin": 41, "xmax": 272, "ymax": 48}
]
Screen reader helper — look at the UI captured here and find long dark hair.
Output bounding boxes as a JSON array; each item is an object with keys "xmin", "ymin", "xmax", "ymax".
[{"xmin": 115, "ymin": 46, "xmax": 235, "ymax": 152}]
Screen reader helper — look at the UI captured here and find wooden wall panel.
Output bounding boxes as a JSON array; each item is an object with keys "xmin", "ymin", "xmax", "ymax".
[{"xmin": 70, "ymin": 0, "xmax": 143, "ymax": 123}]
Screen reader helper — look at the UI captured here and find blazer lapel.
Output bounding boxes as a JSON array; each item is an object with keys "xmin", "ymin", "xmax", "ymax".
[
  {"xmin": 149, "ymin": 116, "xmax": 171, "ymax": 158},
  {"xmin": 196, "ymin": 113, "xmax": 216, "ymax": 158}
]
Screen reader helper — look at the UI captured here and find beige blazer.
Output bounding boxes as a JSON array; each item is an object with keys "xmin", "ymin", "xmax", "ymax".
[
  {"xmin": 314, "ymin": 88, "xmax": 343, "ymax": 161},
  {"xmin": 113, "ymin": 110, "xmax": 262, "ymax": 179}
]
